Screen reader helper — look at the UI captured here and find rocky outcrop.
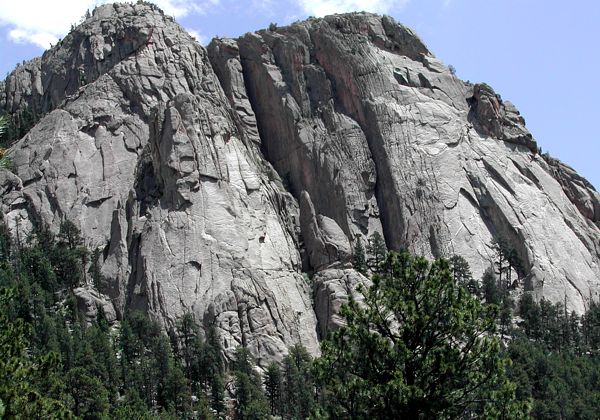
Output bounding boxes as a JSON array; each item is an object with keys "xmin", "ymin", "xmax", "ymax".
[
  {"xmin": 0, "ymin": 3, "xmax": 319, "ymax": 365},
  {"xmin": 1, "ymin": 5, "xmax": 599, "ymax": 363},
  {"xmin": 74, "ymin": 286, "xmax": 118, "ymax": 324},
  {"xmin": 208, "ymin": 12, "xmax": 600, "ymax": 314},
  {"xmin": 468, "ymin": 83, "xmax": 537, "ymax": 152},
  {"xmin": 542, "ymin": 154, "xmax": 600, "ymax": 228}
]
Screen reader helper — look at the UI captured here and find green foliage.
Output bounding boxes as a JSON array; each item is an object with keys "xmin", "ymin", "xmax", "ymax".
[
  {"xmin": 519, "ymin": 293, "xmax": 541, "ymax": 339},
  {"xmin": 0, "ymin": 115, "xmax": 8, "ymax": 139},
  {"xmin": 173, "ymin": 313, "xmax": 225, "ymax": 415},
  {"xmin": 352, "ymin": 236, "xmax": 367, "ymax": 274},
  {"xmin": 233, "ymin": 347, "xmax": 269, "ymax": 420},
  {"xmin": 507, "ymin": 336, "xmax": 600, "ymax": 419},
  {"xmin": 264, "ymin": 362, "xmax": 283, "ymax": 416},
  {"xmin": 66, "ymin": 367, "xmax": 109, "ymax": 418},
  {"xmin": 0, "ymin": 115, "xmax": 12, "ymax": 170},
  {"xmin": 0, "ymin": 219, "xmax": 232, "ymax": 418},
  {"xmin": 491, "ymin": 236, "xmax": 523, "ymax": 289},
  {"xmin": 482, "ymin": 267, "xmax": 501, "ymax": 306},
  {"xmin": 3, "ymin": 215, "xmax": 600, "ymax": 418},
  {"xmin": 449, "ymin": 254, "xmax": 479, "ymax": 296},
  {"xmin": 583, "ymin": 299, "xmax": 600, "ymax": 350},
  {"xmin": 0, "ymin": 107, "xmax": 39, "ymax": 148},
  {"xmin": 366, "ymin": 231, "xmax": 386, "ymax": 272},
  {"xmin": 0, "ymin": 288, "xmax": 74, "ymax": 418},
  {"xmin": 88, "ymin": 247, "xmax": 106, "ymax": 290},
  {"xmin": 282, "ymin": 344, "xmax": 315, "ymax": 418},
  {"xmin": 0, "ymin": 152, "xmax": 13, "ymax": 171},
  {"xmin": 314, "ymin": 251, "xmax": 530, "ymax": 418}
]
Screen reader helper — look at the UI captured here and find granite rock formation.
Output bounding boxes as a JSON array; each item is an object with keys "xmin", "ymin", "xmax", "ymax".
[{"xmin": 1, "ymin": 4, "xmax": 599, "ymax": 362}]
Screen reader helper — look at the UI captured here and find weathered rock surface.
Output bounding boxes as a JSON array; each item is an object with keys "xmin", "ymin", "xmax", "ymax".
[
  {"xmin": 208, "ymin": 13, "xmax": 600, "ymax": 314},
  {"xmin": 0, "ymin": 3, "xmax": 319, "ymax": 364},
  {"xmin": 74, "ymin": 286, "xmax": 118, "ymax": 324},
  {"xmin": 1, "ymin": 5, "xmax": 599, "ymax": 362}
]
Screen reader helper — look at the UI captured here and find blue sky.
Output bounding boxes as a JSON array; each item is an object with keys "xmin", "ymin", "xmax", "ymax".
[{"xmin": 1, "ymin": 0, "xmax": 598, "ymax": 189}]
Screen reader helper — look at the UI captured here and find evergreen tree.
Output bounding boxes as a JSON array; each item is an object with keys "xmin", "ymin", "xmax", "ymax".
[
  {"xmin": 568, "ymin": 311, "xmax": 583, "ymax": 354},
  {"xmin": 20, "ymin": 244, "xmax": 58, "ymax": 294},
  {"xmin": 282, "ymin": 344, "xmax": 315, "ymax": 419},
  {"xmin": 584, "ymin": 299, "xmax": 600, "ymax": 351},
  {"xmin": 120, "ymin": 312, "xmax": 161, "ymax": 408},
  {"xmin": 112, "ymin": 390, "xmax": 154, "ymax": 419},
  {"xmin": 491, "ymin": 236, "xmax": 522, "ymax": 289},
  {"xmin": 0, "ymin": 288, "xmax": 73, "ymax": 418},
  {"xmin": 449, "ymin": 254, "xmax": 479, "ymax": 296},
  {"xmin": 500, "ymin": 294, "xmax": 514, "ymax": 335},
  {"xmin": 482, "ymin": 267, "xmax": 501, "ymax": 306},
  {"xmin": 519, "ymin": 293, "xmax": 541, "ymax": 339},
  {"xmin": 314, "ymin": 251, "xmax": 530, "ymax": 418},
  {"xmin": 52, "ymin": 219, "xmax": 88, "ymax": 288},
  {"xmin": 352, "ymin": 236, "xmax": 367, "ymax": 274},
  {"xmin": 205, "ymin": 324, "xmax": 225, "ymax": 413},
  {"xmin": 66, "ymin": 367, "xmax": 109, "ymax": 418},
  {"xmin": 366, "ymin": 231, "xmax": 387, "ymax": 272},
  {"xmin": 9, "ymin": 219, "xmax": 600, "ymax": 418},
  {"xmin": 233, "ymin": 347, "xmax": 269, "ymax": 420},
  {"xmin": 0, "ymin": 114, "xmax": 8, "ymax": 144},
  {"xmin": 491, "ymin": 237, "xmax": 509, "ymax": 287},
  {"xmin": 507, "ymin": 336, "xmax": 600, "ymax": 418},
  {"xmin": 86, "ymin": 323, "xmax": 119, "ymax": 403},
  {"xmin": 95, "ymin": 304, "xmax": 110, "ymax": 333},
  {"xmin": 264, "ymin": 362, "xmax": 283, "ymax": 416},
  {"xmin": 88, "ymin": 248, "xmax": 106, "ymax": 290},
  {"xmin": 177, "ymin": 311, "xmax": 198, "ymax": 378},
  {"xmin": 155, "ymin": 334, "xmax": 191, "ymax": 414}
]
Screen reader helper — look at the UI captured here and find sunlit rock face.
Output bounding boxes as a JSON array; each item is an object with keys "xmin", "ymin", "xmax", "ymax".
[
  {"xmin": 209, "ymin": 13, "xmax": 600, "ymax": 315},
  {"xmin": 1, "ymin": 4, "xmax": 599, "ymax": 362}
]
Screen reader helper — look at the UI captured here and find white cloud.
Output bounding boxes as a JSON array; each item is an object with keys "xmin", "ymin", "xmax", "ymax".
[
  {"xmin": 296, "ymin": 0, "xmax": 410, "ymax": 16},
  {"xmin": 8, "ymin": 28, "xmax": 58, "ymax": 48},
  {"xmin": 186, "ymin": 28, "xmax": 208, "ymax": 44},
  {"xmin": 0, "ymin": 0, "xmax": 216, "ymax": 49}
]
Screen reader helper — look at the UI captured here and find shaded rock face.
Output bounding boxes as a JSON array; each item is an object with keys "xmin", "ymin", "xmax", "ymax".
[{"xmin": 1, "ymin": 5, "xmax": 599, "ymax": 362}]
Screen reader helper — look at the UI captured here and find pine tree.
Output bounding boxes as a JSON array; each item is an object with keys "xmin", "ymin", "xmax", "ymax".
[
  {"xmin": 366, "ymin": 232, "xmax": 387, "ymax": 272},
  {"xmin": 204, "ymin": 324, "xmax": 225, "ymax": 414},
  {"xmin": 177, "ymin": 312, "xmax": 198, "ymax": 378},
  {"xmin": 264, "ymin": 362, "xmax": 283, "ymax": 416},
  {"xmin": 88, "ymin": 248, "xmax": 106, "ymax": 290},
  {"xmin": 52, "ymin": 219, "xmax": 89, "ymax": 287},
  {"xmin": 66, "ymin": 367, "xmax": 109, "ymax": 418},
  {"xmin": 282, "ymin": 344, "xmax": 315, "ymax": 419},
  {"xmin": 314, "ymin": 251, "xmax": 530, "ymax": 418},
  {"xmin": 482, "ymin": 267, "xmax": 501, "ymax": 306},
  {"xmin": 518, "ymin": 293, "xmax": 540, "ymax": 339},
  {"xmin": 352, "ymin": 236, "xmax": 367, "ymax": 274},
  {"xmin": 0, "ymin": 288, "xmax": 73, "ymax": 418},
  {"xmin": 449, "ymin": 254, "xmax": 479, "ymax": 296},
  {"xmin": 233, "ymin": 347, "xmax": 269, "ymax": 420},
  {"xmin": 491, "ymin": 237, "xmax": 510, "ymax": 287}
]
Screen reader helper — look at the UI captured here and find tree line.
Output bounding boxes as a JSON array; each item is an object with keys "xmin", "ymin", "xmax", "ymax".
[{"xmin": 1, "ymin": 222, "xmax": 600, "ymax": 418}]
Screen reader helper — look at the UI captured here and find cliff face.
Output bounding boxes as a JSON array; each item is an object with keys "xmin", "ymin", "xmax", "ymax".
[{"xmin": 1, "ymin": 4, "xmax": 599, "ymax": 362}]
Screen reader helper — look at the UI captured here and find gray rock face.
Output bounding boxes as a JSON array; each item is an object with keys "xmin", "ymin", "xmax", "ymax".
[
  {"xmin": 1, "ymin": 6, "xmax": 600, "ymax": 362},
  {"xmin": 468, "ymin": 83, "xmax": 537, "ymax": 152},
  {"xmin": 208, "ymin": 13, "xmax": 600, "ymax": 314},
  {"xmin": 74, "ymin": 286, "xmax": 118, "ymax": 324},
  {"xmin": 0, "ymin": 3, "xmax": 319, "ymax": 364}
]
